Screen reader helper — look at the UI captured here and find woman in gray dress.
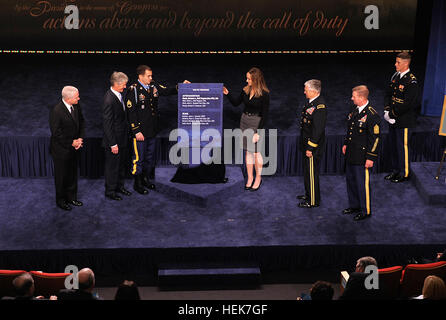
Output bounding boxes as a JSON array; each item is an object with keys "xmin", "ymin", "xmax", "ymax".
[{"xmin": 224, "ymin": 67, "xmax": 270, "ymax": 191}]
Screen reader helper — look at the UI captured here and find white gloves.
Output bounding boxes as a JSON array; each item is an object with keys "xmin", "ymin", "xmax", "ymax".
[{"xmin": 384, "ymin": 111, "xmax": 396, "ymax": 124}]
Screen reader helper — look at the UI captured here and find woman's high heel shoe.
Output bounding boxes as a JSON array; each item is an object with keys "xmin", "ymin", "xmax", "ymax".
[
  {"xmin": 245, "ymin": 180, "xmax": 255, "ymax": 190},
  {"xmin": 250, "ymin": 179, "xmax": 262, "ymax": 191}
]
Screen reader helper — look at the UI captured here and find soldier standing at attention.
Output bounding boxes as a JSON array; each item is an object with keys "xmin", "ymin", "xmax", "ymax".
[
  {"xmin": 342, "ymin": 86, "xmax": 381, "ymax": 221},
  {"xmin": 383, "ymin": 52, "xmax": 419, "ymax": 183},
  {"xmin": 297, "ymin": 79, "xmax": 327, "ymax": 208},
  {"xmin": 126, "ymin": 65, "xmax": 189, "ymax": 194}
]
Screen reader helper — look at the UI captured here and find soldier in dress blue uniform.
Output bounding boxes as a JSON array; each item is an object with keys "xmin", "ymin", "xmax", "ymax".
[
  {"xmin": 383, "ymin": 52, "xmax": 419, "ymax": 183},
  {"xmin": 297, "ymin": 79, "xmax": 327, "ymax": 208},
  {"xmin": 342, "ymin": 86, "xmax": 381, "ymax": 221},
  {"xmin": 125, "ymin": 65, "xmax": 187, "ymax": 194}
]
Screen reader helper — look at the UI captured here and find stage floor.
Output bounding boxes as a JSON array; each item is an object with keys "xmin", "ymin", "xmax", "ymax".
[{"xmin": 1, "ymin": 171, "xmax": 445, "ymax": 252}]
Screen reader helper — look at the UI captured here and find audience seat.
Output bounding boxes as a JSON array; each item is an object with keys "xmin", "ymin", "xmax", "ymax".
[
  {"xmin": 30, "ymin": 271, "xmax": 71, "ymax": 297},
  {"xmin": 0, "ymin": 270, "xmax": 27, "ymax": 298},
  {"xmin": 378, "ymin": 266, "xmax": 403, "ymax": 299},
  {"xmin": 400, "ymin": 261, "xmax": 446, "ymax": 298}
]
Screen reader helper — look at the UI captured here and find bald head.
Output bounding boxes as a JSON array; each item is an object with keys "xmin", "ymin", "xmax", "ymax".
[
  {"xmin": 78, "ymin": 268, "xmax": 95, "ymax": 292},
  {"xmin": 13, "ymin": 273, "xmax": 35, "ymax": 297}
]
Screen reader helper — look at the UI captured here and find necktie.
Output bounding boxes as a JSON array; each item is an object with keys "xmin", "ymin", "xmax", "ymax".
[
  {"xmin": 120, "ymin": 95, "xmax": 125, "ymax": 111},
  {"xmin": 69, "ymin": 106, "xmax": 74, "ymax": 116}
]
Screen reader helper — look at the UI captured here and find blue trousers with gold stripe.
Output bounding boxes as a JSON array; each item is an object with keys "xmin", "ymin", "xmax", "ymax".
[
  {"xmin": 389, "ymin": 126, "xmax": 411, "ymax": 178},
  {"xmin": 346, "ymin": 163, "xmax": 372, "ymax": 215},
  {"xmin": 131, "ymin": 137, "xmax": 156, "ymax": 177},
  {"xmin": 303, "ymin": 154, "xmax": 321, "ymax": 206}
]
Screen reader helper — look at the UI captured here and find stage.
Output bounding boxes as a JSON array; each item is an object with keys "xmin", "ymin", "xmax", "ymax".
[
  {"xmin": 0, "ymin": 169, "xmax": 445, "ymax": 285},
  {"xmin": 0, "ymin": 53, "xmax": 445, "ymax": 286}
]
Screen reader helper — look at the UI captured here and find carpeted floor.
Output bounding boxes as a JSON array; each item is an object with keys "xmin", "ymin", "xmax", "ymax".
[{"xmin": 1, "ymin": 171, "xmax": 445, "ymax": 251}]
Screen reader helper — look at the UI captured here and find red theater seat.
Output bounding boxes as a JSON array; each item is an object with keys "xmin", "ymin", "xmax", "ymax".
[
  {"xmin": 30, "ymin": 271, "xmax": 71, "ymax": 297},
  {"xmin": 378, "ymin": 266, "xmax": 403, "ymax": 299},
  {"xmin": 0, "ymin": 270, "xmax": 27, "ymax": 298},
  {"xmin": 400, "ymin": 261, "xmax": 446, "ymax": 298}
]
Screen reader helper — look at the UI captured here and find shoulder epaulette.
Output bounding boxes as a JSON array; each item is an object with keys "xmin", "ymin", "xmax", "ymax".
[
  {"xmin": 129, "ymin": 84, "xmax": 137, "ymax": 90},
  {"xmin": 159, "ymin": 84, "xmax": 167, "ymax": 89},
  {"xmin": 410, "ymin": 73, "xmax": 417, "ymax": 80},
  {"xmin": 368, "ymin": 106, "xmax": 377, "ymax": 115},
  {"xmin": 316, "ymin": 104, "xmax": 325, "ymax": 109}
]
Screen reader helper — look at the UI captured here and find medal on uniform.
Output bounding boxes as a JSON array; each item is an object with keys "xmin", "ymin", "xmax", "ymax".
[
  {"xmin": 139, "ymin": 94, "xmax": 145, "ymax": 101},
  {"xmin": 141, "ymin": 104, "xmax": 145, "ymax": 109},
  {"xmin": 306, "ymin": 107, "xmax": 315, "ymax": 115}
]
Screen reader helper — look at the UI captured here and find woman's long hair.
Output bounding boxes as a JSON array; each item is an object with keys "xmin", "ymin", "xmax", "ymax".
[{"xmin": 243, "ymin": 67, "xmax": 269, "ymax": 97}]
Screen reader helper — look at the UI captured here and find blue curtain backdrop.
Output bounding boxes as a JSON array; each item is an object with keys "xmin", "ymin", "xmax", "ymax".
[{"xmin": 422, "ymin": 0, "xmax": 446, "ymax": 116}]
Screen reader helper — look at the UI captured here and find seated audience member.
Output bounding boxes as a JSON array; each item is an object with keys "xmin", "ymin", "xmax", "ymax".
[
  {"xmin": 2, "ymin": 273, "xmax": 57, "ymax": 300},
  {"xmin": 339, "ymin": 256, "xmax": 382, "ymax": 300},
  {"xmin": 114, "ymin": 280, "xmax": 141, "ymax": 300},
  {"xmin": 413, "ymin": 276, "xmax": 446, "ymax": 300},
  {"xmin": 58, "ymin": 268, "xmax": 100, "ymax": 300},
  {"xmin": 419, "ymin": 248, "xmax": 446, "ymax": 264},
  {"xmin": 297, "ymin": 281, "xmax": 334, "ymax": 300}
]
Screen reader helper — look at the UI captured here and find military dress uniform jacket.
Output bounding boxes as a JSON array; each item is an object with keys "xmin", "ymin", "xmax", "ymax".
[
  {"xmin": 125, "ymin": 81, "xmax": 177, "ymax": 138},
  {"xmin": 384, "ymin": 71, "xmax": 419, "ymax": 128},
  {"xmin": 300, "ymin": 96, "xmax": 327, "ymax": 158},
  {"xmin": 344, "ymin": 103, "xmax": 381, "ymax": 165}
]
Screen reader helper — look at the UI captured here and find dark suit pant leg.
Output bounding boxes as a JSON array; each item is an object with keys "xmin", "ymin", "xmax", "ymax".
[
  {"xmin": 104, "ymin": 149, "xmax": 120, "ymax": 195},
  {"xmin": 117, "ymin": 146, "xmax": 128, "ymax": 188},
  {"xmin": 304, "ymin": 155, "xmax": 321, "ymax": 205},
  {"xmin": 65, "ymin": 156, "xmax": 78, "ymax": 202},
  {"xmin": 54, "ymin": 156, "xmax": 78, "ymax": 204},
  {"xmin": 347, "ymin": 164, "xmax": 372, "ymax": 215},
  {"xmin": 143, "ymin": 137, "xmax": 157, "ymax": 177},
  {"xmin": 388, "ymin": 126, "xmax": 399, "ymax": 174},
  {"xmin": 395, "ymin": 128, "xmax": 411, "ymax": 178},
  {"xmin": 53, "ymin": 157, "xmax": 66, "ymax": 205},
  {"xmin": 303, "ymin": 153, "xmax": 310, "ymax": 200},
  {"xmin": 346, "ymin": 163, "xmax": 360, "ymax": 209}
]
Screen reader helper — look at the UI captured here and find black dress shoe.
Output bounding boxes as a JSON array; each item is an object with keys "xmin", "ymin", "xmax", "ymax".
[
  {"xmin": 106, "ymin": 193, "xmax": 122, "ymax": 201},
  {"xmin": 296, "ymin": 195, "xmax": 308, "ymax": 201},
  {"xmin": 342, "ymin": 208, "xmax": 360, "ymax": 215},
  {"xmin": 147, "ymin": 183, "xmax": 156, "ymax": 190},
  {"xmin": 354, "ymin": 212, "xmax": 372, "ymax": 221},
  {"xmin": 142, "ymin": 176, "xmax": 156, "ymax": 190},
  {"xmin": 250, "ymin": 180, "xmax": 262, "ymax": 191},
  {"xmin": 57, "ymin": 202, "xmax": 72, "ymax": 211},
  {"xmin": 391, "ymin": 175, "xmax": 409, "ymax": 183},
  {"xmin": 134, "ymin": 175, "xmax": 149, "ymax": 195},
  {"xmin": 298, "ymin": 201, "xmax": 319, "ymax": 208},
  {"xmin": 117, "ymin": 187, "xmax": 132, "ymax": 196},
  {"xmin": 69, "ymin": 200, "xmax": 83, "ymax": 206},
  {"xmin": 134, "ymin": 185, "xmax": 149, "ymax": 195},
  {"xmin": 384, "ymin": 172, "xmax": 398, "ymax": 180}
]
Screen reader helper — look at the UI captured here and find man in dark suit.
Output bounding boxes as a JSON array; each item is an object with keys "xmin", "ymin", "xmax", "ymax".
[
  {"xmin": 383, "ymin": 52, "xmax": 419, "ymax": 183},
  {"xmin": 342, "ymin": 85, "xmax": 381, "ymax": 221},
  {"xmin": 103, "ymin": 72, "xmax": 132, "ymax": 200},
  {"xmin": 339, "ymin": 256, "xmax": 382, "ymax": 300},
  {"xmin": 49, "ymin": 86, "xmax": 85, "ymax": 211},
  {"xmin": 297, "ymin": 79, "xmax": 327, "ymax": 208},
  {"xmin": 57, "ymin": 268, "xmax": 100, "ymax": 300}
]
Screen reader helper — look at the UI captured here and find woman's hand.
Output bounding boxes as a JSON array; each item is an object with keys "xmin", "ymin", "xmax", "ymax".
[
  {"xmin": 223, "ymin": 86, "xmax": 229, "ymax": 95},
  {"xmin": 253, "ymin": 133, "xmax": 260, "ymax": 144}
]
